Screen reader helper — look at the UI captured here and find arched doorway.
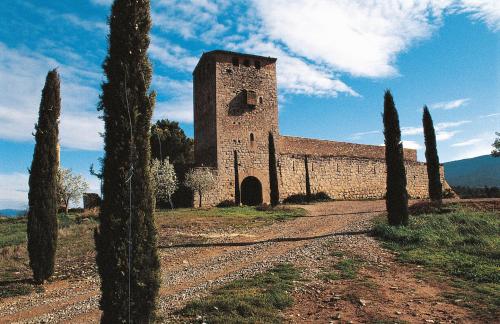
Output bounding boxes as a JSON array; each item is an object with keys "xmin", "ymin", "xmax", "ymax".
[{"xmin": 241, "ymin": 176, "xmax": 263, "ymax": 206}]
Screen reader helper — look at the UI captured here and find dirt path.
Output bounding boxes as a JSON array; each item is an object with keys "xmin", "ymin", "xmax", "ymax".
[{"xmin": 0, "ymin": 200, "xmax": 480, "ymax": 323}]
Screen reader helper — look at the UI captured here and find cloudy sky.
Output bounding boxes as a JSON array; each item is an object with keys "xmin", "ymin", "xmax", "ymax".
[{"xmin": 0, "ymin": 0, "xmax": 499, "ymax": 209}]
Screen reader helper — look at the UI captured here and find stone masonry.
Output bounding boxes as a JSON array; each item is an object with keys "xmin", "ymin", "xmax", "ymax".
[{"xmin": 192, "ymin": 50, "xmax": 448, "ymax": 207}]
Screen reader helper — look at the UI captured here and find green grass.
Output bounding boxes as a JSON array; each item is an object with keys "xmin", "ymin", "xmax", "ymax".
[
  {"xmin": 320, "ymin": 257, "xmax": 362, "ymax": 281},
  {"xmin": 0, "ymin": 213, "xmax": 90, "ymax": 249},
  {"xmin": 0, "ymin": 217, "xmax": 27, "ymax": 249},
  {"xmin": 179, "ymin": 263, "xmax": 300, "ymax": 323},
  {"xmin": 373, "ymin": 208, "xmax": 500, "ymax": 318},
  {"xmin": 158, "ymin": 206, "xmax": 305, "ymax": 221}
]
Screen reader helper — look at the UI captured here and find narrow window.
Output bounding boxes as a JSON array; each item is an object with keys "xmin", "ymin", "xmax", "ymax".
[
  {"xmin": 358, "ymin": 165, "xmax": 360, "ymax": 173},
  {"xmin": 259, "ymin": 96, "xmax": 263, "ymax": 104},
  {"xmin": 243, "ymin": 59, "xmax": 250, "ymax": 67},
  {"xmin": 373, "ymin": 165, "xmax": 376, "ymax": 174},
  {"xmin": 232, "ymin": 57, "xmax": 239, "ymax": 66},
  {"xmin": 255, "ymin": 60, "xmax": 261, "ymax": 69},
  {"xmin": 250, "ymin": 133, "xmax": 255, "ymax": 142}
]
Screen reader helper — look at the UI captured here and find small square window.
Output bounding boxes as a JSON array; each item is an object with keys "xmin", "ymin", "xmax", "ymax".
[{"xmin": 244, "ymin": 89, "xmax": 257, "ymax": 107}]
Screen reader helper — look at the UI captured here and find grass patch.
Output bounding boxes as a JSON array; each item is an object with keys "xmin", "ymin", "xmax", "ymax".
[
  {"xmin": 179, "ymin": 263, "xmax": 300, "ymax": 323},
  {"xmin": 159, "ymin": 206, "xmax": 305, "ymax": 221},
  {"xmin": 0, "ymin": 217, "xmax": 27, "ymax": 249},
  {"xmin": 373, "ymin": 209, "xmax": 500, "ymax": 318},
  {"xmin": 320, "ymin": 257, "xmax": 362, "ymax": 281}
]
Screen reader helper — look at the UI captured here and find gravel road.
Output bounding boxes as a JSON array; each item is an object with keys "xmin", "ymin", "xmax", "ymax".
[{"xmin": 0, "ymin": 200, "xmax": 390, "ymax": 323}]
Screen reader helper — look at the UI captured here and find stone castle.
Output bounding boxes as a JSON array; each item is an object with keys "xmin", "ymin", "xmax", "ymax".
[{"xmin": 192, "ymin": 50, "xmax": 446, "ymax": 207}]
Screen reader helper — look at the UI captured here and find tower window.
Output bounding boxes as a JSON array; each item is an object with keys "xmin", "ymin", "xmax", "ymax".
[
  {"xmin": 259, "ymin": 96, "xmax": 263, "ymax": 104},
  {"xmin": 250, "ymin": 133, "xmax": 255, "ymax": 142},
  {"xmin": 232, "ymin": 57, "xmax": 239, "ymax": 66},
  {"xmin": 243, "ymin": 89, "xmax": 257, "ymax": 107},
  {"xmin": 243, "ymin": 59, "xmax": 250, "ymax": 67},
  {"xmin": 255, "ymin": 60, "xmax": 261, "ymax": 69}
]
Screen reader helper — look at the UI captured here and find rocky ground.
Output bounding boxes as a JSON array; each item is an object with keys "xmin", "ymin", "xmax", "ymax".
[{"xmin": 0, "ymin": 199, "xmax": 495, "ymax": 323}]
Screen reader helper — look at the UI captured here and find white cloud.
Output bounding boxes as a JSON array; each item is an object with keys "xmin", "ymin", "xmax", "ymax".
[
  {"xmin": 150, "ymin": 36, "xmax": 199, "ymax": 72},
  {"xmin": 479, "ymin": 112, "xmax": 500, "ymax": 118},
  {"xmin": 253, "ymin": 0, "xmax": 446, "ymax": 78},
  {"xmin": 0, "ymin": 173, "xmax": 29, "ymax": 210},
  {"xmin": 60, "ymin": 13, "xmax": 107, "ymax": 33},
  {"xmin": 0, "ymin": 43, "xmax": 103, "ymax": 150},
  {"xmin": 153, "ymin": 0, "xmax": 229, "ymax": 43},
  {"xmin": 403, "ymin": 140, "xmax": 423, "ymax": 150},
  {"xmin": 451, "ymin": 138, "xmax": 483, "ymax": 147},
  {"xmin": 435, "ymin": 120, "xmax": 471, "ymax": 130},
  {"xmin": 430, "ymin": 98, "xmax": 470, "ymax": 110},
  {"xmin": 450, "ymin": 133, "xmax": 496, "ymax": 160},
  {"xmin": 153, "ymin": 76, "xmax": 193, "ymax": 122},
  {"xmin": 455, "ymin": 0, "xmax": 500, "ymax": 31},
  {"xmin": 436, "ymin": 130, "xmax": 459, "ymax": 141},
  {"xmin": 402, "ymin": 126, "xmax": 424, "ymax": 136},
  {"xmin": 400, "ymin": 120, "xmax": 470, "ymax": 141}
]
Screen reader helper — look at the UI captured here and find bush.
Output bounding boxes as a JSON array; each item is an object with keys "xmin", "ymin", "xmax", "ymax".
[
  {"xmin": 216, "ymin": 200, "xmax": 237, "ymax": 208},
  {"xmin": 283, "ymin": 192, "xmax": 332, "ymax": 204}
]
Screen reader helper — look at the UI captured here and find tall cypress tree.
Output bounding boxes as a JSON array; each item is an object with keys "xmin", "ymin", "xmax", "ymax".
[
  {"xmin": 304, "ymin": 155, "xmax": 311, "ymax": 201},
  {"xmin": 94, "ymin": 0, "xmax": 160, "ymax": 322},
  {"xmin": 383, "ymin": 90, "xmax": 409, "ymax": 226},
  {"xmin": 422, "ymin": 106, "xmax": 442, "ymax": 202},
  {"xmin": 27, "ymin": 69, "xmax": 61, "ymax": 284},
  {"xmin": 268, "ymin": 132, "xmax": 280, "ymax": 206},
  {"xmin": 234, "ymin": 150, "xmax": 241, "ymax": 205}
]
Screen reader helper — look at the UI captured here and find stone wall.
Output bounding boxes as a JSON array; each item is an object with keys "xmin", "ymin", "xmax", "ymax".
[{"xmin": 278, "ymin": 153, "xmax": 445, "ymax": 200}]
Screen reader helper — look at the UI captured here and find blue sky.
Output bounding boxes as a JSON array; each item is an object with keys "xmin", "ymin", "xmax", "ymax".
[{"xmin": 0, "ymin": 0, "xmax": 499, "ymax": 209}]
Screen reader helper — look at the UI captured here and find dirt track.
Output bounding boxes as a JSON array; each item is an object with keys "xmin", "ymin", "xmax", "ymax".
[{"xmin": 0, "ymin": 199, "xmax": 491, "ymax": 323}]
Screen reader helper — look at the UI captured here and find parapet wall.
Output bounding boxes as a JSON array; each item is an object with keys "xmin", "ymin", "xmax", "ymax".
[{"xmin": 279, "ymin": 136, "xmax": 417, "ymax": 161}]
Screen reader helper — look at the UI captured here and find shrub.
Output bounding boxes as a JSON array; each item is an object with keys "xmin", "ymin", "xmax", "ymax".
[
  {"xmin": 216, "ymin": 200, "xmax": 237, "ymax": 208},
  {"xmin": 283, "ymin": 192, "xmax": 332, "ymax": 204}
]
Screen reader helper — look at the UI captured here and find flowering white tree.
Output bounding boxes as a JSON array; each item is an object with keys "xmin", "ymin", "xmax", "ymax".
[
  {"xmin": 184, "ymin": 168, "xmax": 216, "ymax": 208},
  {"xmin": 151, "ymin": 158, "xmax": 178, "ymax": 209},
  {"xmin": 58, "ymin": 168, "xmax": 89, "ymax": 215}
]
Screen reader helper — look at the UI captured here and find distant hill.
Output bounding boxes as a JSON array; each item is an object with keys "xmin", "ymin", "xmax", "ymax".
[
  {"xmin": 0, "ymin": 209, "xmax": 26, "ymax": 217},
  {"xmin": 444, "ymin": 155, "xmax": 500, "ymax": 187}
]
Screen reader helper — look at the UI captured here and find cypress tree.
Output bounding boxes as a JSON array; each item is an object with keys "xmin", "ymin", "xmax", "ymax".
[
  {"xmin": 27, "ymin": 69, "xmax": 61, "ymax": 284},
  {"xmin": 422, "ymin": 106, "xmax": 442, "ymax": 202},
  {"xmin": 304, "ymin": 155, "xmax": 311, "ymax": 201},
  {"xmin": 94, "ymin": 0, "xmax": 160, "ymax": 322},
  {"xmin": 268, "ymin": 132, "xmax": 280, "ymax": 206},
  {"xmin": 383, "ymin": 90, "xmax": 409, "ymax": 226},
  {"xmin": 234, "ymin": 150, "xmax": 241, "ymax": 205}
]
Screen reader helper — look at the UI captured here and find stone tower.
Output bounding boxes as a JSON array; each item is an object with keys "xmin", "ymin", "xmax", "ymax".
[{"xmin": 193, "ymin": 50, "xmax": 279, "ymax": 205}]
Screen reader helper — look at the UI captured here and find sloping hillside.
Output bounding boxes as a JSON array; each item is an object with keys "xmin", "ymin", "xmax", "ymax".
[{"xmin": 444, "ymin": 155, "xmax": 500, "ymax": 187}]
